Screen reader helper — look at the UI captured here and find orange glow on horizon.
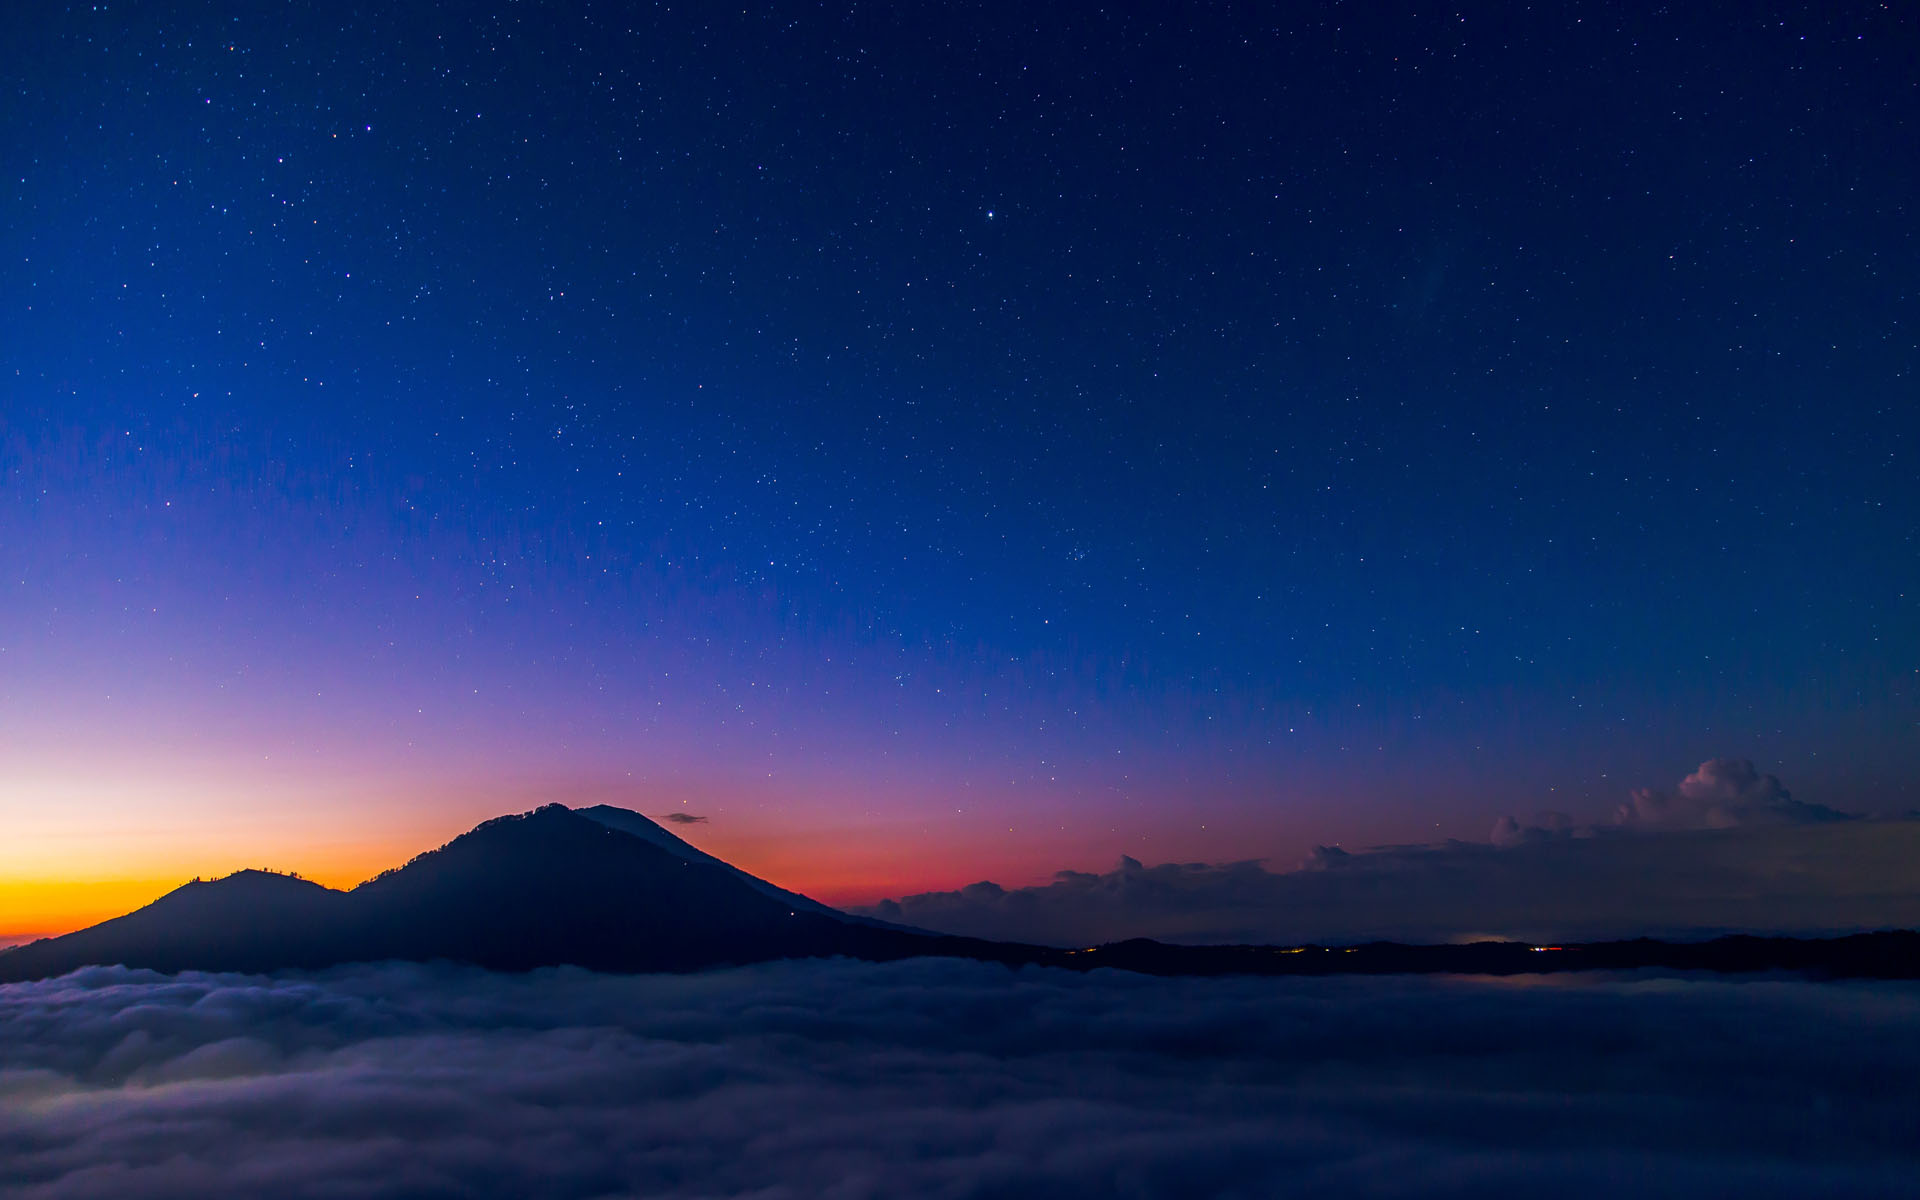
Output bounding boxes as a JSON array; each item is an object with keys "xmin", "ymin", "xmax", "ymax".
[
  {"xmin": 0, "ymin": 820, "xmax": 1110, "ymax": 939},
  {"xmin": 0, "ymin": 878, "xmax": 184, "ymax": 944},
  {"xmin": 0, "ymin": 835, "xmax": 1051, "ymax": 939},
  {"xmin": 2, "ymin": 871, "xmax": 926, "ymax": 943},
  {"xmin": 0, "ymin": 855, "xmax": 404, "ymax": 942},
  {"xmin": 0, "ymin": 766, "xmax": 1302, "ymax": 938}
]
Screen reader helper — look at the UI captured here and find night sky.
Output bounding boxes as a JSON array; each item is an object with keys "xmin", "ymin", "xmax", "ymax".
[{"xmin": 3, "ymin": 2, "xmax": 1915, "ymax": 934}]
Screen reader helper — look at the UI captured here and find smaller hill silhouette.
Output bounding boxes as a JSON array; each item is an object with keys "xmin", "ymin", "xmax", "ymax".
[{"xmin": 0, "ymin": 869, "xmax": 349, "ymax": 979}]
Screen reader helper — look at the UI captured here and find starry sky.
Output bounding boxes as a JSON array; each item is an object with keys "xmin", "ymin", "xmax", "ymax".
[{"xmin": 3, "ymin": 1, "xmax": 1915, "ymax": 936}]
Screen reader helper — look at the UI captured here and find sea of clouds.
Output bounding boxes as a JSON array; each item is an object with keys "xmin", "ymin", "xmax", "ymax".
[{"xmin": 3, "ymin": 958, "xmax": 1918, "ymax": 1198}]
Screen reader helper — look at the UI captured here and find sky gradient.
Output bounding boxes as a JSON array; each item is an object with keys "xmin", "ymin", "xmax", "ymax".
[{"xmin": 3, "ymin": 1, "xmax": 1916, "ymax": 938}]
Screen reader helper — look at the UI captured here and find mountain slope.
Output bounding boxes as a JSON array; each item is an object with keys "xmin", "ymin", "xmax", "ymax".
[{"xmin": 574, "ymin": 804, "xmax": 915, "ymax": 930}]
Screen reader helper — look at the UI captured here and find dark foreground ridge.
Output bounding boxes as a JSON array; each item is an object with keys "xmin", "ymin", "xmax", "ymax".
[{"xmin": 4, "ymin": 805, "xmax": 1917, "ymax": 983}]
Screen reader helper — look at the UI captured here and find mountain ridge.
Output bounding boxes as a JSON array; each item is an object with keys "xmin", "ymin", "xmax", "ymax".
[{"xmin": 5, "ymin": 805, "xmax": 1920, "ymax": 984}]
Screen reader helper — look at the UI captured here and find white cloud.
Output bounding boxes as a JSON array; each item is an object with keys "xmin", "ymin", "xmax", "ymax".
[
  {"xmin": 2, "ymin": 960, "xmax": 1918, "ymax": 1198},
  {"xmin": 1614, "ymin": 758, "xmax": 1851, "ymax": 830}
]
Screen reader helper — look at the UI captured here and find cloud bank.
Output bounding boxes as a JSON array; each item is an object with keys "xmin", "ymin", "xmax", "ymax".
[
  {"xmin": 862, "ymin": 763, "xmax": 1920, "ymax": 946},
  {"xmin": 4, "ymin": 959, "xmax": 1919, "ymax": 1198}
]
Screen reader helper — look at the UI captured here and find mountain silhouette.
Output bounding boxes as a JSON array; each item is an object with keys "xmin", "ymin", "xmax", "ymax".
[
  {"xmin": 0, "ymin": 805, "xmax": 1030, "ymax": 982},
  {"xmin": 4, "ymin": 804, "xmax": 1919, "ymax": 983}
]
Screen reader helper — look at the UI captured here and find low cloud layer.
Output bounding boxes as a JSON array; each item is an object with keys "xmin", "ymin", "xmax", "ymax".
[
  {"xmin": 864, "ymin": 763, "xmax": 1920, "ymax": 946},
  {"xmin": 3, "ymin": 960, "xmax": 1918, "ymax": 1198}
]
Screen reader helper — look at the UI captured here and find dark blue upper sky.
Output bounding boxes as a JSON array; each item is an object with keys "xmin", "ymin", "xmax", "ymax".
[{"xmin": 2, "ymin": 1, "xmax": 1914, "ymax": 905}]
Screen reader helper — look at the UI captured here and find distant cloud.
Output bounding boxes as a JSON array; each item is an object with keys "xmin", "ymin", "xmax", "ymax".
[
  {"xmin": 3, "ymin": 960, "xmax": 1919, "ymax": 1197},
  {"xmin": 863, "ymin": 765, "xmax": 1915, "ymax": 947},
  {"xmin": 1615, "ymin": 758, "xmax": 1851, "ymax": 830},
  {"xmin": 656, "ymin": 812, "xmax": 708, "ymax": 825},
  {"xmin": 1488, "ymin": 759, "xmax": 1854, "ymax": 845},
  {"xmin": 1489, "ymin": 810, "xmax": 1580, "ymax": 847}
]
